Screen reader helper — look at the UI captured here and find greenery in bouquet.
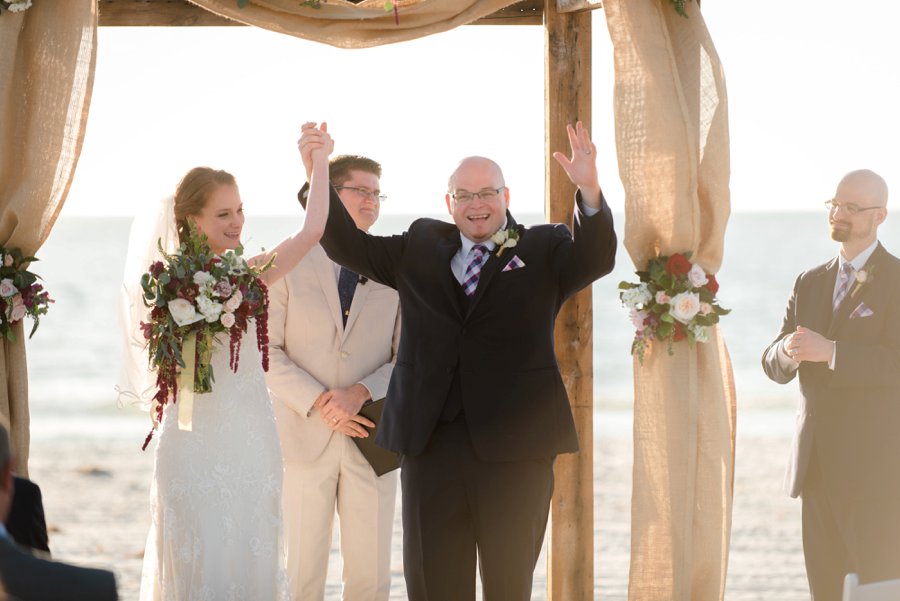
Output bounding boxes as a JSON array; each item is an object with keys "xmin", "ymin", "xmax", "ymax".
[
  {"xmin": 619, "ymin": 252, "xmax": 729, "ymax": 364},
  {"xmin": 0, "ymin": 247, "xmax": 52, "ymax": 342},
  {"xmin": 140, "ymin": 222, "xmax": 273, "ymax": 446}
]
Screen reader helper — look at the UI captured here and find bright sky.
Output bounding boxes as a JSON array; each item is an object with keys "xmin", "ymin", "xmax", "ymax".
[{"xmin": 64, "ymin": 1, "xmax": 900, "ymax": 217}]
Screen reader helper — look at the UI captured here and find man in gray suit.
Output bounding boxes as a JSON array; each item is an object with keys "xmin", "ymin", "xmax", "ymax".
[
  {"xmin": 762, "ymin": 169, "xmax": 900, "ymax": 601},
  {"xmin": 0, "ymin": 417, "xmax": 118, "ymax": 600}
]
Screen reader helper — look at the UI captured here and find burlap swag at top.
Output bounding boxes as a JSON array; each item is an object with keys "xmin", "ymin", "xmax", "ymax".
[
  {"xmin": 189, "ymin": 0, "xmax": 518, "ymax": 48},
  {"xmin": 603, "ymin": 1, "xmax": 737, "ymax": 600},
  {"xmin": 0, "ymin": 2, "xmax": 97, "ymax": 475}
]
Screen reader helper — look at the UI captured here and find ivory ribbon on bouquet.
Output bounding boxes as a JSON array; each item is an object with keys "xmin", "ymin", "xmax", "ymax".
[
  {"xmin": 603, "ymin": 2, "xmax": 737, "ymax": 600},
  {"xmin": 177, "ymin": 336, "xmax": 197, "ymax": 432},
  {"xmin": 0, "ymin": 1, "xmax": 97, "ymax": 475}
]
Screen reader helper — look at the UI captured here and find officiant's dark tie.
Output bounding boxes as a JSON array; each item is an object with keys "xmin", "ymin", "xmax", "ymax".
[
  {"xmin": 462, "ymin": 245, "xmax": 488, "ymax": 297},
  {"xmin": 833, "ymin": 262, "xmax": 854, "ymax": 313},
  {"xmin": 338, "ymin": 267, "xmax": 358, "ymax": 327}
]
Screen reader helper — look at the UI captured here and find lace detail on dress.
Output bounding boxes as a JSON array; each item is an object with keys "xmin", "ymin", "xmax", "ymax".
[{"xmin": 140, "ymin": 325, "xmax": 290, "ymax": 601}]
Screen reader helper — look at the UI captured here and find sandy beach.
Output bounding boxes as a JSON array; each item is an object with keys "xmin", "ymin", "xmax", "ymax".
[{"xmin": 27, "ymin": 409, "xmax": 809, "ymax": 601}]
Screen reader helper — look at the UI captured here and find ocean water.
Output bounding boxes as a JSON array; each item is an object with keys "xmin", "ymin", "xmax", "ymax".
[{"xmin": 25, "ymin": 211, "xmax": 900, "ymax": 437}]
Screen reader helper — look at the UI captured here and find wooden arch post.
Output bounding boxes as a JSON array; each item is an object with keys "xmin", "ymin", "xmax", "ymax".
[{"xmin": 544, "ymin": 1, "xmax": 594, "ymax": 599}]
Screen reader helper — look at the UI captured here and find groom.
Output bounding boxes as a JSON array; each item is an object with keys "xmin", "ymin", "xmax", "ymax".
[
  {"xmin": 762, "ymin": 169, "xmax": 900, "ymax": 600},
  {"xmin": 299, "ymin": 121, "xmax": 616, "ymax": 599}
]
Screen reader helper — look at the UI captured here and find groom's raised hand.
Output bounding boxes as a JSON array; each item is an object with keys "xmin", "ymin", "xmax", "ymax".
[{"xmin": 552, "ymin": 121, "xmax": 602, "ymax": 209}]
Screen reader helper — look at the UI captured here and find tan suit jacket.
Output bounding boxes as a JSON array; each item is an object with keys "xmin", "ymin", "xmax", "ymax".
[{"xmin": 266, "ymin": 244, "xmax": 400, "ymax": 463}]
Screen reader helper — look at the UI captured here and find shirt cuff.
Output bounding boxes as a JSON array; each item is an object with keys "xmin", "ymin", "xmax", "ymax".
[
  {"xmin": 582, "ymin": 203, "xmax": 600, "ymax": 217},
  {"xmin": 828, "ymin": 341, "xmax": 836, "ymax": 371}
]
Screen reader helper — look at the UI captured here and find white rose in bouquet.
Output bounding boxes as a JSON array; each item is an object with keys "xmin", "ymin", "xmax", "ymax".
[
  {"xmin": 168, "ymin": 298, "xmax": 203, "ymax": 327},
  {"xmin": 670, "ymin": 291, "xmax": 701, "ymax": 323},
  {"xmin": 220, "ymin": 312, "xmax": 236, "ymax": 328},
  {"xmin": 193, "ymin": 271, "xmax": 215, "ymax": 287},
  {"xmin": 196, "ymin": 295, "xmax": 223, "ymax": 323},
  {"xmin": 224, "ymin": 290, "xmax": 243, "ymax": 313}
]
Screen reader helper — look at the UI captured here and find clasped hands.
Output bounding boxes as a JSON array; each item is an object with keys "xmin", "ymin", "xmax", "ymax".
[
  {"xmin": 783, "ymin": 326, "xmax": 835, "ymax": 364},
  {"xmin": 314, "ymin": 383, "xmax": 375, "ymax": 438}
]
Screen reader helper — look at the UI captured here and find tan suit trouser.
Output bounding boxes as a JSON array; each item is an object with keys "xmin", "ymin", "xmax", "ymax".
[{"xmin": 283, "ymin": 432, "xmax": 397, "ymax": 601}]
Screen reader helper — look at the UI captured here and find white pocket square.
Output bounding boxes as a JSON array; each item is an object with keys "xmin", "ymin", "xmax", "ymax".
[
  {"xmin": 502, "ymin": 255, "xmax": 526, "ymax": 272},
  {"xmin": 849, "ymin": 302, "xmax": 874, "ymax": 319}
]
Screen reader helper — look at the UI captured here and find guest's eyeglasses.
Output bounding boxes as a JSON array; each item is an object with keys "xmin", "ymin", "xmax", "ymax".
[
  {"xmin": 451, "ymin": 187, "xmax": 506, "ymax": 204},
  {"xmin": 335, "ymin": 186, "xmax": 387, "ymax": 202},
  {"xmin": 824, "ymin": 199, "xmax": 884, "ymax": 216}
]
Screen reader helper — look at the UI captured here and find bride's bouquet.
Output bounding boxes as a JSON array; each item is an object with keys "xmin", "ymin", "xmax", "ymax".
[{"xmin": 139, "ymin": 222, "xmax": 272, "ymax": 448}]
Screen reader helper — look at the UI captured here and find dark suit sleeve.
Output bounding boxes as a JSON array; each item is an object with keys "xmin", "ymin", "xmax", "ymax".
[
  {"xmin": 305, "ymin": 185, "xmax": 407, "ymax": 290},
  {"xmin": 554, "ymin": 191, "xmax": 617, "ymax": 299},
  {"xmin": 762, "ymin": 274, "xmax": 801, "ymax": 385}
]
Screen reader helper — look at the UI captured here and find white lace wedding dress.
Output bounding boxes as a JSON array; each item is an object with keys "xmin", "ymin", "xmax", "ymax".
[{"xmin": 139, "ymin": 324, "xmax": 290, "ymax": 601}]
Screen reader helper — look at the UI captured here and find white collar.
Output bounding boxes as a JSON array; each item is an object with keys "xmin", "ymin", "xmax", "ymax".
[{"xmin": 839, "ymin": 239, "xmax": 879, "ymax": 272}]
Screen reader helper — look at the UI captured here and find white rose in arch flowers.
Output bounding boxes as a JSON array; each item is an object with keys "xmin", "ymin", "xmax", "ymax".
[
  {"xmin": 670, "ymin": 291, "xmax": 701, "ymax": 324},
  {"xmin": 0, "ymin": 279, "xmax": 17, "ymax": 298},
  {"xmin": 688, "ymin": 263, "xmax": 708, "ymax": 288}
]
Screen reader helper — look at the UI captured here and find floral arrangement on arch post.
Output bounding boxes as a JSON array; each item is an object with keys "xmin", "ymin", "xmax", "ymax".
[
  {"xmin": 139, "ymin": 222, "xmax": 273, "ymax": 449},
  {"xmin": 0, "ymin": 247, "xmax": 52, "ymax": 342},
  {"xmin": 619, "ymin": 252, "xmax": 729, "ymax": 364}
]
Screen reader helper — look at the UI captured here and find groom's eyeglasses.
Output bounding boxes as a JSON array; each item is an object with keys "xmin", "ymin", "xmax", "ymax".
[
  {"xmin": 824, "ymin": 199, "xmax": 884, "ymax": 216},
  {"xmin": 335, "ymin": 186, "xmax": 387, "ymax": 202},
  {"xmin": 451, "ymin": 187, "xmax": 506, "ymax": 204}
]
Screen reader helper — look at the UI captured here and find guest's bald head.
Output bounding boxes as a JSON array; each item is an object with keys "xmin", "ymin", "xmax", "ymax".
[{"xmin": 836, "ymin": 169, "xmax": 888, "ymax": 208}]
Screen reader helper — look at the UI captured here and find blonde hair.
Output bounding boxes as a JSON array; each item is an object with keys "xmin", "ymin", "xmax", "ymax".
[{"xmin": 174, "ymin": 167, "xmax": 237, "ymax": 244}]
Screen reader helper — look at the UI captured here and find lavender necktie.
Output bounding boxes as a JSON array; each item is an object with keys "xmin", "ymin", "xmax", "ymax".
[
  {"xmin": 462, "ymin": 245, "xmax": 488, "ymax": 297},
  {"xmin": 833, "ymin": 261, "xmax": 854, "ymax": 313}
]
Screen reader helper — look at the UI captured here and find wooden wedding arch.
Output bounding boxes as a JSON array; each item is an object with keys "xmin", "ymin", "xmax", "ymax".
[{"xmin": 97, "ymin": 1, "xmax": 601, "ymax": 598}]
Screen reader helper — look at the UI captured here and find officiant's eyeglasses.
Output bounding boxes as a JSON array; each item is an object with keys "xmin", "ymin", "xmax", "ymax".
[
  {"xmin": 451, "ymin": 187, "xmax": 506, "ymax": 204},
  {"xmin": 335, "ymin": 186, "xmax": 387, "ymax": 202},
  {"xmin": 824, "ymin": 199, "xmax": 884, "ymax": 216}
]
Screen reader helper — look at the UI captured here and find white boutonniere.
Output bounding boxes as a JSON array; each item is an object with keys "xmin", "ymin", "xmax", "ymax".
[
  {"xmin": 491, "ymin": 227, "xmax": 520, "ymax": 257},
  {"xmin": 850, "ymin": 264, "xmax": 876, "ymax": 298}
]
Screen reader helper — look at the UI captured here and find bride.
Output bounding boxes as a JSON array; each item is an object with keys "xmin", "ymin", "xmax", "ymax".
[{"xmin": 120, "ymin": 124, "xmax": 333, "ymax": 600}]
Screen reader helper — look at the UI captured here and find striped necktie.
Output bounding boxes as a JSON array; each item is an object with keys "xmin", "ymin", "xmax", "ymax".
[
  {"xmin": 833, "ymin": 261, "xmax": 854, "ymax": 313},
  {"xmin": 462, "ymin": 245, "xmax": 488, "ymax": 297}
]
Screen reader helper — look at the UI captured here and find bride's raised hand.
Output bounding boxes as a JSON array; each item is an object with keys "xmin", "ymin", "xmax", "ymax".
[{"xmin": 309, "ymin": 122, "xmax": 334, "ymax": 165}]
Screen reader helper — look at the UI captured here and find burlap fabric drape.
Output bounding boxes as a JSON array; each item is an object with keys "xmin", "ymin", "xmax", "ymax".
[
  {"xmin": 189, "ymin": 0, "xmax": 517, "ymax": 48},
  {"xmin": 603, "ymin": 1, "xmax": 736, "ymax": 599},
  {"xmin": 0, "ymin": 1, "xmax": 97, "ymax": 475}
]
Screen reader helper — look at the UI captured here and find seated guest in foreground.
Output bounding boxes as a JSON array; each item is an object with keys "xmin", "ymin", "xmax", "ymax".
[
  {"xmin": 300, "ymin": 121, "xmax": 616, "ymax": 600},
  {"xmin": 0, "ymin": 418, "xmax": 118, "ymax": 600},
  {"xmin": 5, "ymin": 476, "xmax": 49, "ymax": 556}
]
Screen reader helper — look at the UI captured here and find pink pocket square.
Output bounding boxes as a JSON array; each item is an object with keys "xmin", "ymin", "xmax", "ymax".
[
  {"xmin": 849, "ymin": 302, "xmax": 874, "ymax": 319},
  {"xmin": 502, "ymin": 255, "xmax": 526, "ymax": 272}
]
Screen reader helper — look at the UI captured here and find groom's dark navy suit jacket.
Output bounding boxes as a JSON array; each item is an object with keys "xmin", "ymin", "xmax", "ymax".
[{"xmin": 317, "ymin": 186, "xmax": 616, "ymax": 461}]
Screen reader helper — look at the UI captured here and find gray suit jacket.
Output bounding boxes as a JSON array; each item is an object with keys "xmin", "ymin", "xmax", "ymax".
[{"xmin": 762, "ymin": 243, "xmax": 900, "ymax": 502}]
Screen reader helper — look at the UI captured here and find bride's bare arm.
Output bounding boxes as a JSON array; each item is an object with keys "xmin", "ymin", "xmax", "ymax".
[{"xmin": 251, "ymin": 122, "xmax": 332, "ymax": 285}]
